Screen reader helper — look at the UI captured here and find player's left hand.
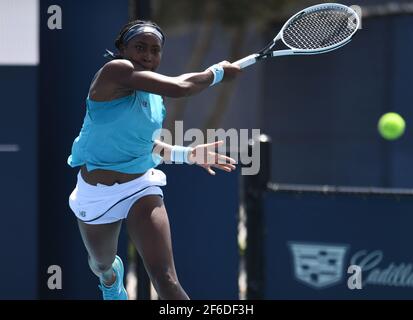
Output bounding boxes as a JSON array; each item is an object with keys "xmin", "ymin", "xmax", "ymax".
[{"xmin": 188, "ymin": 141, "xmax": 236, "ymax": 175}]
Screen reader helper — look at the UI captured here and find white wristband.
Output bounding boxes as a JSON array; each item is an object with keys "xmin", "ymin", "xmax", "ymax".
[
  {"xmin": 207, "ymin": 64, "xmax": 224, "ymax": 87},
  {"xmin": 170, "ymin": 145, "xmax": 193, "ymax": 164}
]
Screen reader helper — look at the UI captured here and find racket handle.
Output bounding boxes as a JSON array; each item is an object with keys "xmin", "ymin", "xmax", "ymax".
[{"xmin": 233, "ymin": 54, "xmax": 259, "ymax": 69}]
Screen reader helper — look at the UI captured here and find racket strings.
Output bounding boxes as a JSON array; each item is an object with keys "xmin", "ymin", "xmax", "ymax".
[{"xmin": 283, "ymin": 9, "xmax": 358, "ymax": 50}]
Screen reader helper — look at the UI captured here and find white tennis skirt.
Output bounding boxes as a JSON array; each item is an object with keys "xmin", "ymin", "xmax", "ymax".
[{"xmin": 68, "ymin": 168, "xmax": 167, "ymax": 225}]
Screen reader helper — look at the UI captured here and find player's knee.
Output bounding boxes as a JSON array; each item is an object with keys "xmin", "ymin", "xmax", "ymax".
[
  {"xmin": 152, "ymin": 270, "xmax": 180, "ymax": 293},
  {"xmin": 94, "ymin": 262, "xmax": 112, "ymax": 274},
  {"xmin": 88, "ymin": 255, "xmax": 113, "ymax": 274}
]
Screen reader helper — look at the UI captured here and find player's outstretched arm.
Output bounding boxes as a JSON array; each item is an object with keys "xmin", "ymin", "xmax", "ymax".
[{"xmin": 102, "ymin": 60, "xmax": 241, "ymax": 98}]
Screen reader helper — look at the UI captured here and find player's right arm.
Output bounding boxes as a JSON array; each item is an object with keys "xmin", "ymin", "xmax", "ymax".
[{"xmin": 101, "ymin": 59, "xmax": 240, "ymax": 98}]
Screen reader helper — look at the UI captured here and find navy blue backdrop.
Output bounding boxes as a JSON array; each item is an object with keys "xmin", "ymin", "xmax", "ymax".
[
  {"xmin": 262, "ymin": 15, "xmax": 413, "ymax": 188},
  {"xmin": 0, "ymin": 67, "xmax": 38, "ymax": 299},
  {"xmin": 264, "ymin": 189, "xmax": 413, "ymax": 299},
  {"xmin": 37, "ymin": 0, "xmax": 129, "ymax": 299},
  {"xmin": 161, "ymin": 164, "xmax": 239, "ymax": 299}
]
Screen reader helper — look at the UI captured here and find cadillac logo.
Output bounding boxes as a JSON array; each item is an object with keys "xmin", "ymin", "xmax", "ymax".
[{"xmin": 289, "ymin": 242, "xmax": 349, "ymax": 289}]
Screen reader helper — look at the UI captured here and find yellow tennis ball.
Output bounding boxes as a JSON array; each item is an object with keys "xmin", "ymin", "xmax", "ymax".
[{"xmin": 378, "ymin": 113, "xmax": 406, "ymax": 140}]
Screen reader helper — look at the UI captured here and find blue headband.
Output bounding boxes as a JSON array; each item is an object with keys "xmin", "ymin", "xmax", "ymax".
[{"xmin": 123, "ymin": 24, "xmax": 165, "ymax": 45}]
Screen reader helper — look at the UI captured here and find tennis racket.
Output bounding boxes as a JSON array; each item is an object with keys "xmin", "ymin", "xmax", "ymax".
[{"xmin": 234, "ymin": 3, "xmax": 360, "ymax": 69}]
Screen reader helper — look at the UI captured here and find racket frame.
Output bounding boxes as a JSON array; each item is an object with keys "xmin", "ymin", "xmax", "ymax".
[{"xmin": 235, "ymin": 3, "xmax": 361, "ymax": 69}]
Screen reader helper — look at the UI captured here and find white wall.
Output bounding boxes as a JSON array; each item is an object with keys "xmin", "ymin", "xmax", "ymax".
[{"xmin": 0, "ymin": 0, "xmax": 39, "ymax": 65}]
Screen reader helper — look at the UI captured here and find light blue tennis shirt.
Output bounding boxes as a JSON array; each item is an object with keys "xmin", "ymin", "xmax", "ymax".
[{"xmin": 67, "ymin": 91, "xmax": 165, "ymax": 174}]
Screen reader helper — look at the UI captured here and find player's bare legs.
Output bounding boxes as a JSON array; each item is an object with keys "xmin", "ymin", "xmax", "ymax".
[
  {"xmin": 78, "ymin": 220, "xmax": 122, "ymax": 285},
  {"xmin": 126, "ymin": 195, "xmax": 189, "ymax": 300}
]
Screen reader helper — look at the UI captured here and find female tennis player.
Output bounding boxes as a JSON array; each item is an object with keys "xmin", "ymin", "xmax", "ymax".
[{"xmin": 67, "ymin": 20, "xmax": 241, "ymax": 300}]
